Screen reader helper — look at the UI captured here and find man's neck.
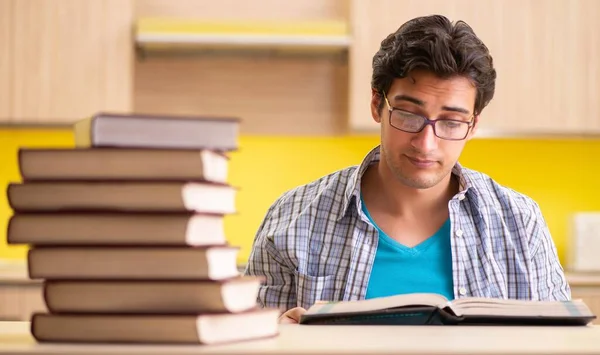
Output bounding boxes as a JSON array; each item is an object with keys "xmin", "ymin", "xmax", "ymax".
[{"xmin": 362, "ymin": 161, "xmax": 458, "ymax": 219}]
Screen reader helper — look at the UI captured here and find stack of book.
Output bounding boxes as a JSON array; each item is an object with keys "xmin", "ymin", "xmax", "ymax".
[{"xmin": 5, "ymin": 112, "xmax": 279, "ymax": 345}]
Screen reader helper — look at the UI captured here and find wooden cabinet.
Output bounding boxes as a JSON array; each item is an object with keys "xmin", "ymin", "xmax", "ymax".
[
  {"xmin": 348, "ymin": 0, "xmax": 600, "ymax": 136},
  {"xmin": 134, "ymin": 55, "xmax": 348, "ymax": 135},
  {"xmin": 0, "ymin": 265, "xmax": 44, "ymax": 322},
  {"xmin": 135, "ymin": 0, "xmax": 348, "ymax": 21},
  {"xmin": 133, "ymin": 0, "xmax": 350, "ymax": 135},
  {"xmin": 2, "ymin": 0, "xmax": 599, "ymax": 135},
  {"xmin": 0, "ymin": 0, "xmax": 11, "ymax": 120},
  {"xmin": 0, "ymin": 283, "xmax": 44, "ymax": 322},
  {"xmin": 4, "ymin": 0, "xmax": 134, "ymax": 124}
]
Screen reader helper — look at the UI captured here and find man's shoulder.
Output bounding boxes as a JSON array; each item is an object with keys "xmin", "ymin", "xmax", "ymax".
[
  {"xmin": 267, "ymin": 165, "xmax": 359, "ymax": 215},
  {"xmin": 461, "ymin": 166, "xmax": 541, "ymax": 216}
]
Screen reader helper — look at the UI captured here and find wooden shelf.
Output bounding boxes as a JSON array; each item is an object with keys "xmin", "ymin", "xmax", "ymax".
[
  {"xmin": 134, "ymin": 18, "xmax": 351, "ymax": 53},
  {"xmin": 472, "ymin": 129, "xmax": 600, "ymax": 140}
]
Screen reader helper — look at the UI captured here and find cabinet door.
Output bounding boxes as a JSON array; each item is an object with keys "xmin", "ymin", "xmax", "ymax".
[
  {"xmin": 0, "ymin": 0, "xmax": 12, "ymax": 120},
  {"xmin": 349, "ymin": 0, "xmax": 600, "ymax": 135},
  {"xmin": 9, "ymin": 0, "xmax": 134, "ymax": 124}
]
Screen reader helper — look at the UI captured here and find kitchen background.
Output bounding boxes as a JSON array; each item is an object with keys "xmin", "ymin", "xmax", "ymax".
[{"xmin": 1, "ymin": 0, "xmax": 600, "ymax": 270}]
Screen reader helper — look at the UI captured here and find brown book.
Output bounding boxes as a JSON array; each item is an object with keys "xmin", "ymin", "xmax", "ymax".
[
  {"xmin": 31, "ymin": 310, "xmax": 280, "ymax": 345},
  {"xmin": 44, "ymin": 277, "xmax": 262, "ymax": 314},
  {"xmin": 7, "ymin": 181, "xmax": 236, "ymax": 213},
  {"xmin": 74, "ymin": 112, "xmax": 240, "ymax": 151},
  {"xmin": 28, "ymin": 246, "xmax": 240, "ymax": 280},
  {"xmin": 8, "ymin": 213, "xmax": 225, "ymax": 246},
  {"xmin": 18, "ymin": 148, "xmax": 229, "ymax": 183}
]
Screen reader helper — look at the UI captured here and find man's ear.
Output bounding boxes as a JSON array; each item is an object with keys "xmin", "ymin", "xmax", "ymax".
[
  {"xmin": 371, "ymin": 88, "xmax": 382, "ymax": 123},
  {"xmin": 466, "ymin": 115, "xmax": 480, "ymax": 140}
]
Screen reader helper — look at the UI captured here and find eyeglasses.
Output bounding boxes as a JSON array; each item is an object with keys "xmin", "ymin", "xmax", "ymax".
[{"xmin": 383, "ymin": 92, "xmax": 474, "ymax": 141}]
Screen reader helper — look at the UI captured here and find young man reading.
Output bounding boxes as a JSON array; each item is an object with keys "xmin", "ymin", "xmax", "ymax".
[{"xmin": 244, "ymin": 14, "xmax": 570, "ymax": 324}]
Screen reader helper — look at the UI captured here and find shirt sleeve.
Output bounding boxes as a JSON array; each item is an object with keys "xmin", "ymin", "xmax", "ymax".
[
  {"xmin": 243, "ymin": 198, "xmax": 297, "ymax": 313},
  {"xmin": 527, "ymin": 201, "xmax": 571, "ymax": 301}
]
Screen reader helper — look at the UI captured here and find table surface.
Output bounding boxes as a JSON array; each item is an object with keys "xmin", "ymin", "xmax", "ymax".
[{"xmin": 2, "ymin": 321, "xmax": 600, "ymax": 355}]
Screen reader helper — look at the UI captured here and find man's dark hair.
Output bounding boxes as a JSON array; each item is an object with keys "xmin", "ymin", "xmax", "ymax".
[{"xmin": 372, "ymin": 15, "xmax": 496, "ymax": 116}]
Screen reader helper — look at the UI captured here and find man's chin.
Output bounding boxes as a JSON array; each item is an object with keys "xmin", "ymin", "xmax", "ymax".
[{"xmin": 393, "ymin": 169, "xmax": 444, "ymax": 189}]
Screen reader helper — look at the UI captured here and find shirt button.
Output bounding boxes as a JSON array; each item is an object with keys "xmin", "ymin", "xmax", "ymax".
[
  {"xmin": 457, "ymin": 194, "xmax": 465, "ymax": 201},
  {"xmin": 459, "ymin": 287, "xmax": 467, "ymax": 296},
  {"xmin": 455, "ymin": 229, "xmax": 463, "ymax": 237}
]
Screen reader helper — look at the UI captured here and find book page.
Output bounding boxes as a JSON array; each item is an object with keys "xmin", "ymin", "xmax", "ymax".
[
  {"xmin": 305, "ymin": 293, "xmax": 448, "ymax": 315},
  {"xmin": 449, "ymin": 298, "xmax": 595, "ymax": 318}
]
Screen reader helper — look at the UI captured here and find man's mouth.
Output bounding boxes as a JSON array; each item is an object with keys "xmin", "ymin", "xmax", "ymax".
[{"xmin": 406, "ymin": 155, "xmax": 437, "ymax": 167}]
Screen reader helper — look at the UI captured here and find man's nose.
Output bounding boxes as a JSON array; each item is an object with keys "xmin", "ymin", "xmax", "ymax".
[{"xmin": 410, "ymin": 124, "xmax": 438, "ymax": 152}]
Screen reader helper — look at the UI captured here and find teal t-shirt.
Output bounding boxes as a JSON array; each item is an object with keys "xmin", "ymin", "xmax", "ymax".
[{"xmin": 361, "ymin": 195, "xmax": 454, "ymax": 300}]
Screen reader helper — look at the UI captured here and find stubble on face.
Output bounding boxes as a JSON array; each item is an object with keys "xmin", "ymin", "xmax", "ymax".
[{"xmin": 381, "ymin": 144, "xmax": 452, "ymax": 190}]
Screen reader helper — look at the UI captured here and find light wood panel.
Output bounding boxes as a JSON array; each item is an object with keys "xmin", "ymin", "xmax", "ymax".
[
  {"xmin": 134, "ymin": 55, "xmax": 348, "ymax": 134},
  {"xmin": 133, "ymin": 0, "xmax": 350, "ymax": 135},
  {"xmin": 349, "ymin": 0, "xmax": 600, "ymax": 135},
  {"xmin": 0, "ymin": 264, "xmax": 44, "ymax": 321},
  {"xmin": 9, "ymin": 0, "xmax": 134, "ymax": 123},
  {"xmin": 0, "ymin": 284, "xmax": 44, "ymax": 321},
  {"xmin": 135, "ymin": 0, "xmax": 349, "ymax": 21},
  {"xmin": 0, "ymin": 0, "xmax": 12, "ymax": 120},
  {"xmin": 0, "ymin": 286, "xmax": 20, "ymax": 321}
]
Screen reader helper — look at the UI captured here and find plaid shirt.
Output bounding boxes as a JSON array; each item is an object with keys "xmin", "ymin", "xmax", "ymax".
[{"xmin": 244, "ymin": 146, "xmax": 571, "ymax": 311}]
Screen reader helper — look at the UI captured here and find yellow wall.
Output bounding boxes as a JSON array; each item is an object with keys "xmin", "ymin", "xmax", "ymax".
[{"xmin": 2, "ymin": 129, "xmax": 600, "ymax": 265}]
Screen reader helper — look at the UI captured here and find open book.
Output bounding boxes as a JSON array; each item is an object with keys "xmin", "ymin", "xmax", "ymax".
[{"xmin": 299, "ymin": 293, "xmax": 596, "ymax": 326}]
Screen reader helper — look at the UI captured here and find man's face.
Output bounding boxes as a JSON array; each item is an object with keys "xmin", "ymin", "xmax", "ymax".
[{"xmin": 371, "ymin": 69, "xmax": 479, "ymax": 190}]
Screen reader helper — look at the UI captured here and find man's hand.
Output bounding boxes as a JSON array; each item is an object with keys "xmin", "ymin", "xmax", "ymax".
[{"xmin": 278, "ymin": 307, "xmax": 307, "ymax": 324}]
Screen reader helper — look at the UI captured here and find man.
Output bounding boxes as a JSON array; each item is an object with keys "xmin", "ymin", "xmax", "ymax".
[{"xmin": 244, "ymin": 14, "xmax": 570, "ymax": 324}]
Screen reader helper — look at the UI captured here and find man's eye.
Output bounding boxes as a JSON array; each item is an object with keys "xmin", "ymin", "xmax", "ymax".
[
  {"xmin": 443, "ymin": 121, "xmax": 461, "ymax": 127},
  {"xmin": 399, "ymin": 112, "xmax": 418, "ymax": 119}
]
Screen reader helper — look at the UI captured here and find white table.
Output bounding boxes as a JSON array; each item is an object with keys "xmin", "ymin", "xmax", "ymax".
[{"xmin": 1, "ymin": 321, "xmax": 600, "ymax": 355}]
